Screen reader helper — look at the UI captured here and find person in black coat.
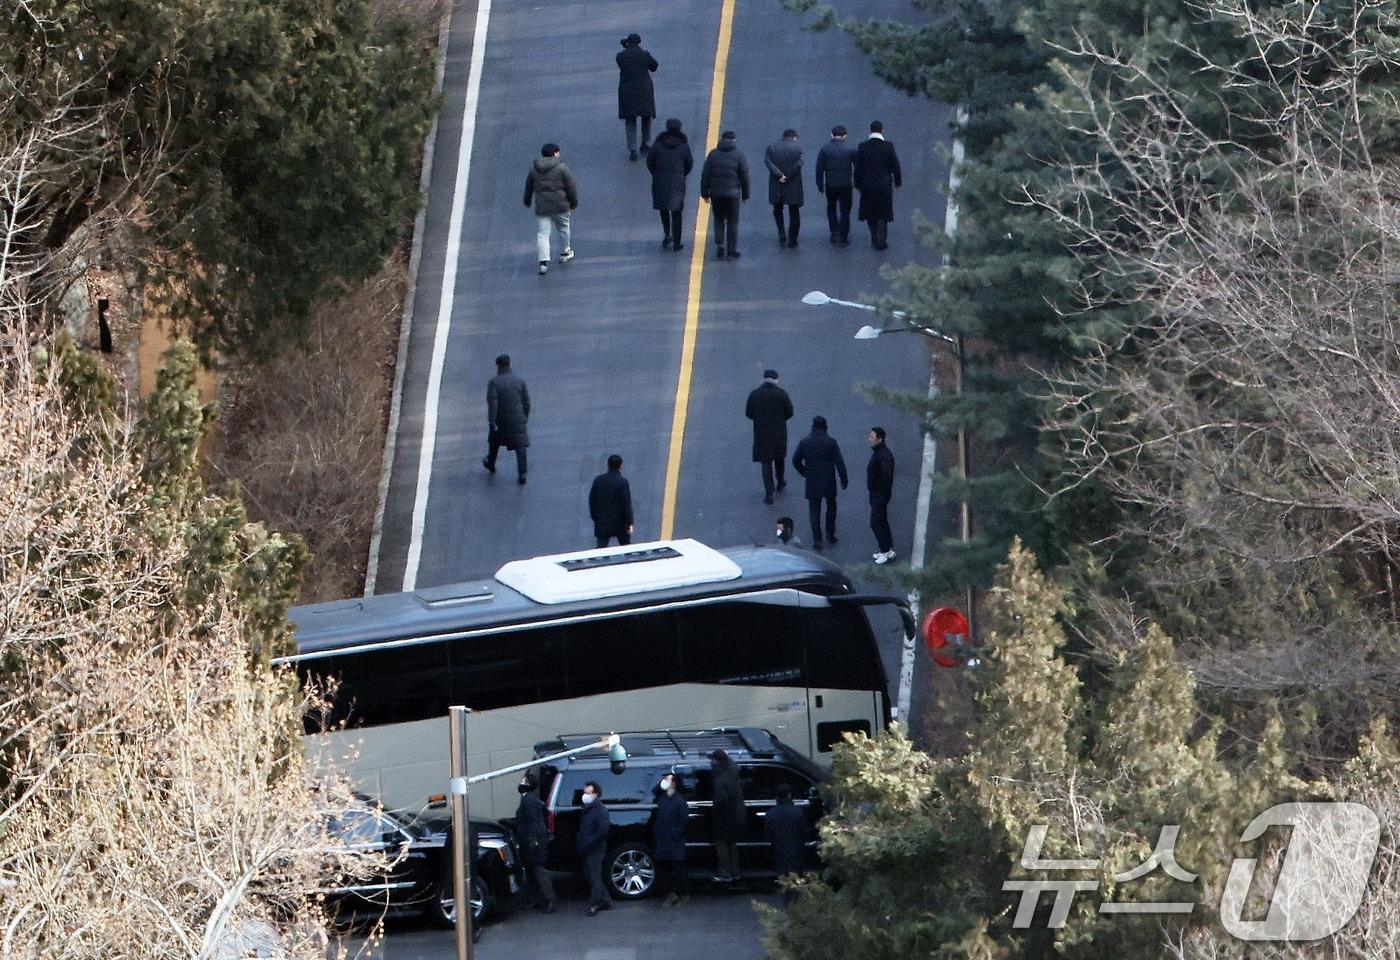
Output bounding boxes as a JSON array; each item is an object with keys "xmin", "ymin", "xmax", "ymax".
[
  {"xmin": 866, "ymin": 426, "xmax": 896, "ymax": 563},
  {"xmin": 647, "ymin": 118, "xmax": 693, "ymax": 251},
  {"xmin": 700, "ymin": 131, "xmax": 750, "ymax": 259},
  {"xmin": 513, "ymin": 775, "xmax": 556, "ymax": 912},
  {"xmin": 576, "ymin": 781, "xmax": 613, "ymax": 915},
  {"xmin": 588, "ymin": 454, "xmax": 634, "ymax": 547},
  {"xmin": 709, "ymin": 749, "xmax": 745, "ymax": 882},
  {"xmin": 814, "ymin": 125, "xmax": 856, "ymax": 244},
  {"xmin": 854, "ymin": 120, "xmax": 902, "ymax": 250},
  {"xmin": 792, "ymin": 415, "xmax": 848, "ymax": 550},
  {"xmin": 764, "ymin": 129, "xmax": 804, "ymax": 247},
  {"xmin": 764, "ymin": 783, "xmax": 813, "ymax": 906},
  {"xmin": 746, "ymin": 369, "xmax": 794, "ymax": 504},
  {"xmin": 482, "ymin": 354, "xmax": 530, "ymax": 483},
  {"xmin": 651, "ymin": 772, "xmax": 690, "ymax": 906},
  {"xmin": 616, "ymin": 34, "xmax": 658, "ymax": 161}
]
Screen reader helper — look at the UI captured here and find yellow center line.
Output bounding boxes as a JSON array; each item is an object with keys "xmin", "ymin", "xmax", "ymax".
[{"xmin": 660, "ymin": 0, "xmax": 737, "ymax": 539}]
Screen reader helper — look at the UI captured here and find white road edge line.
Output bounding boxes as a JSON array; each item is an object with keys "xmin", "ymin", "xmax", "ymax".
[
  {"xmin": 897, "ymin": 111, "xmax": 966, "ymax": 724},
  {"xmin": 365, "ymin": 8, "xmax": 453, "ymax": 597},
  {"xmin": 402, "ymin": 0, "xmax": 493, "ymax": 593}
]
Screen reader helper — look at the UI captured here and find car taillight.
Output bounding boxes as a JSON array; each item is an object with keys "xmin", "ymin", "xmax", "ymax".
[{"xmin": 546, "ymin": 810, "xmax": 556, "ymax": 834}]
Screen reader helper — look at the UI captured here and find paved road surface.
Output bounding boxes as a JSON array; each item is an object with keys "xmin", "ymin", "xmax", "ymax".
[
  {"xmin": 351, "ymin": 888, "xmax": 779, "ymax": 960},
  {"xmin": 372, "ymin": 0, "xmax": 951, "ymax": 594}
]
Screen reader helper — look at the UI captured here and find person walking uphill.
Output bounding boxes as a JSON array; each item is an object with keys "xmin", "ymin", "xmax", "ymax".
[
  {"xmin": 576, "ymin": 781, "xmax": 612, "ymax": 916},
  {"xmin": 647, "ymin": 118, "xmax": 693, "ymax": 251},
  {"xmin": 700, "ymin": 131, "xmax": 749, "ymax": 260},
  {"xmin": 482, "ymin": 354, "xmax": 530, "ymax": 483},
  {"xmin": 815, "ymin": 125, "xmax": 856, "ymax": 244},
  {"xmin": 616, "ymin": 33, "xmax": 658, "ymax": 161},
  {"xmin": 523, "ymin": 143, "xmax": 577, "ymax": 275},
  {"xmin": 709, "ymin": 750, "xmax": 745, "ymax": 882},
  {"xmin": 792, "ymin": 415, "xmax": 848, "ymax": 550},
  {"xmin": 746, "ymin": 369, "xmax": 793, "ymax": 504},
  {"xmin": 513, "ymin": 775, "xmax": 556, "ymax": 912},
  {"xmin": 589, "ymin": 454, "xmax": 634, "ymax": 547},
  {"xmin": 765, "ymin": 129, "xmax": 804, "ymax": 247},
  {"xmin": 854, "ymin": 120, "xmax": 901, "ymax": 250},
  {"xmin": 867, "ymin": 426, "xmax": 895, "ymax": 564}
]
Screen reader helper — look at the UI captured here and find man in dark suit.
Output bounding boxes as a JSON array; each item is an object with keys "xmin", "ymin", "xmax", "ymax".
[
  {"xmin": 854, "ymin": 120, "xmax": 902, "ymax": 250},
  {"xmin": 746, "ymin": 369, "xmax": 794, "ymax": 504},
  {"xmin": 482, "ymin": 354, "xmax": 530, "ymax": 484},
  {"xmin": 791, "ymin": 415, "xmax": 848, "ymax": 550},
  {"xmin": 588, "ymin": 454, "xmax": 634, "ymax": 547},
  {"xmin": 764, "ymin": 783, "xmax": 813, "ymax": 905}
]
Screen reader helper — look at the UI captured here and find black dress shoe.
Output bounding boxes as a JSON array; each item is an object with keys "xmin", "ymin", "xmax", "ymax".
[
  {"xmin": 629, "ymin": 149, "xmax": 638, "ymax": 162},
  {"xmin": 662, "ymin": 236, "xmax": 672, "ymax": 248},
  {"xmin": 812, "ymin": 540, "xmax": 824, "ymax": 551},
  {"xmin": 672, "ymin": 240, "xmax": 684, "ymax": 251},
  {"xmin": 763, "ymin": 494, "xmax": 774, "ymax": 505},
  {"xmin": 481, "ymin": 457, "xmax": 495, "ymax": 474},
  {"xmin": 777, "ymin": 233, "xmax": 787, "ymax": 245},
  {"xmin": 828, "ymin": 534, "xmax": 839, "ymax": 545},
  {"xmin": 727, "ymin": 250, "xmax": 741, "ymax": 259},
  {"xmin": 777, "ymin": 480, "xmax": 786, "ymax": 491},
  {"xmin": 518, "ymin": 475, "xmax": 527, "ymax": 485},
  {"xmin": 787, "ymin": 237, "xmax": 798, "ymax": 248},
  {"xmin": 716, "ymin": 246, "xmax": 727, "ymax": 260},
  {"xmin": 587, "ymin": 906, "xmax": 601, "ymax": 917}
]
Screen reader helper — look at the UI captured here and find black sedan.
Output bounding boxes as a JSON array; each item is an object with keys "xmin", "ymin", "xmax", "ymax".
[{"xmin": 322, "ymin": 801, "xmax": 523, "ymax": 926}]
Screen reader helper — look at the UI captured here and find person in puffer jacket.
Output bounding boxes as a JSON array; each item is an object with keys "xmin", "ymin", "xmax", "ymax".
[
  {"xmin": 699, "ymin": 131, "xmax": 750, "ymax": 260},
  {"xmin": 523, "ymin": 142, "xmax": 579, "ymax": 275}
]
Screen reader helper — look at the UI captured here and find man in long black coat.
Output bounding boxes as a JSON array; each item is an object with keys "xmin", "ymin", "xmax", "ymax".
[
  {"xmin": 709, "ymin": 750, "xmax": 745, "ymax": 882},
  {"xmin": 746, "ymin": 369, "xmax": 794, "ymax": 504},
  {"xmin": 647, "ymin": 118, "xmax": 693, "ymax": 250},
  {"xmin": 792, "ymin": 415, "xmax": 848, "ymax": 550},
  {"xmin": 513, "ymin": 775, "xmax": 556, "ymax": 912},
  {"xmin": 588, "ymin": 454, "xmax": 634, "ymax": 547},
  {"xmin": 764, "ymin": 783, "xmax": 813, "ymax": 906},
  {"xmin": 854, "ymin": 119, "xmax": 902, "ymax": 250},
  {"xmin": 483, "ymin": 354, "xmax": 530, "ymax": 483},
  {"xmin": 616, "ymin": 33, "xmax": 658, "ymax": 161}
]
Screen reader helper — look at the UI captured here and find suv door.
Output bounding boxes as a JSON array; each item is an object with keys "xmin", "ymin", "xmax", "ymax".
[
  {"xmin": 671, "ymin": 767, "xmax": 716, "ymax": 875},
  {"xmin": 738, "ymin": 764, "xmax": 819, "ymax": 874}
]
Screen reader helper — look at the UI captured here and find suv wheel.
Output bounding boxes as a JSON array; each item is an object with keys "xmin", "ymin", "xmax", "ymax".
[
  {"xmin": 426, "ymin": 868, "xmax": 491, "ymax": 928},
  {"xmin": 605, "ymin": 843, "xmax": 658, "ymax": 899}
]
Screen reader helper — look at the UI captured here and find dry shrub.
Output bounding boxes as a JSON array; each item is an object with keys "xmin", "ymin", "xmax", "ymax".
[{"xmin": 216, "ymin": 259, "xmax": 407, "ymax": 603}]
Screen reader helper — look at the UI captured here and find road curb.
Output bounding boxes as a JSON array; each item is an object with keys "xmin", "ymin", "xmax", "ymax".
[{"xmin": 365, "ymin": 5, "xmax": 455, "ymax": 597}]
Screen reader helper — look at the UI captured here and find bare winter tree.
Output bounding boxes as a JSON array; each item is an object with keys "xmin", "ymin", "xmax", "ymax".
[
  {"xmin": 0, "ymin": 125, "xmax": 383, "ymax": 960},
  {"xmin": 1040, "ymin": 0, "xmax": 1400, "ymax": 709}
]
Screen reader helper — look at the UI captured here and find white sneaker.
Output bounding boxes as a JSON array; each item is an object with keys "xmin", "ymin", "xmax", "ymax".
[
  {"xmin": 538, "ymin": 261, "xmax": 548, "ymax": 275},
  {"xmin": 872, "ymin": 552, "xmax": 884, "ymax": 561},
  {"xmin": 558, "ymin": 248, "xmax": 575, "ymax": 263},
  {"xmin": 874, "ymin": 551, "xmax": 896, "ymax": 565}
]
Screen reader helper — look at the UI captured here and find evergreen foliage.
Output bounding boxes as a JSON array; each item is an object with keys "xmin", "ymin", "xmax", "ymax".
[
  {"xmin": 4, "ymin": 0, "xmax": 436, "ymax": 357},
  {"xmin": 760, "ymin": 543, "xmax": 1374, "ymax": 960}
]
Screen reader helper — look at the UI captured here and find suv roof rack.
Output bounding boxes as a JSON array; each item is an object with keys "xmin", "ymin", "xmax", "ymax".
[{"xmin": 536, "ymin": 727, "xmax": 779, "ymax": 763}]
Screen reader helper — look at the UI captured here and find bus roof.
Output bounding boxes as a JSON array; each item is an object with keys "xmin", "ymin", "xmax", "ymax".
[{"xmin": 287, "ymin": 542, "xmax": 852, "ymax": 658}]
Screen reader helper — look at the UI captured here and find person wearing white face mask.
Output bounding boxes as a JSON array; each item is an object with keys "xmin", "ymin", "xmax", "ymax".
[
  {"xmin": 576, "ymin": 781, "xmax": 612, "ymax": 916},
  {"xmin": 651, "ymin": 773, "xmax": 690, "ymax": 906}
]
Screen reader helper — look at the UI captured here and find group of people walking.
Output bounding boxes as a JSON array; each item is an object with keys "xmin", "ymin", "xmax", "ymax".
[
  {"xmin": 747, "ymin": 370, "xmax": 897, "ymax": 562},
  {"xmin": 512, "ymin": 750, "xmax": 813, "ymax": 917},
  {"xmin": 523, "ymin": 33, "xmax": 905, "ymax": 271},
  {"xmin": 483, "ymin": 357, "xmax": 899, "ymax": 563}
]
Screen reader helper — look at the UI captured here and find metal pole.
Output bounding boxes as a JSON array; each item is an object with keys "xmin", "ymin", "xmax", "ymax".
[
  {"xmin": 448, "ymin": 706, "xmax": 474, "ymax": 960},
  {"xmin": 953, "ymin": 334, "xmax": 976, "ymax": 642}
]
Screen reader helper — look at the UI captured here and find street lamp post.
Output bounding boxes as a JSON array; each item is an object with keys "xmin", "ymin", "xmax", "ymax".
[
  {"xmin": 803, "ymin": 290, "xmax": 978, "ymax": 704},
  {"xmin": 446, "ymin": 712, "xmax": 626, "ymax": 960}
]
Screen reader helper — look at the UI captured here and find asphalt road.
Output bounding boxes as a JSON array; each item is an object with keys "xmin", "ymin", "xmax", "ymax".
[
  {"xmin": 352, "ymin": 887, "xmax": 780, "ymax": 960},
  {"xmin": 371, "ymin": 0, "xmax": 951, "ymax": 595}
]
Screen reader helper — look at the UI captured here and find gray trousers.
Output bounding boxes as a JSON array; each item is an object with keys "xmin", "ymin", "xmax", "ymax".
[
  {"xmin": 624, "ymin": 116, "xmax": 653, "ymax": 152},
  {"xmin": 535, "ymin": 213, "xmax": 570, "ymax": 262}
]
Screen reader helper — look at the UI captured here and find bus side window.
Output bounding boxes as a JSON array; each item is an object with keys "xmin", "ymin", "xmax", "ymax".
[
  {"xmin": 449, "ymin": 628, "xmax": 568, "ymax": 710},
  {"xmin": 308, "ymin": 642, "xmax": 451, "ymax": 729},
  {"xmin": 677, "ymin": 603, "xmax": 805, "ymax": 687},
  {"xmin": 562, "ymin": 611, "xmax": 682, "ymax": 700},
  {"xmin": 802, "ymin": 606, "xmax": 882, "ymax": 690}
]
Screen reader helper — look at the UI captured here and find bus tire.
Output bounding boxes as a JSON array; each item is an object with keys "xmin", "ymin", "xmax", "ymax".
[{"xmin": 605, "ymin": 843, "xmax": 658, "ymax": 900}]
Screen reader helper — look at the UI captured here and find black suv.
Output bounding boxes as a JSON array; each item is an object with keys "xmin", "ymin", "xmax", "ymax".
[
  {"xmin": 532, "ymin": 728, "xmax": 825, "ymax": 899},
  {"xmin": 322, "ymin": 799, "xmax": 524, "ymax": 926}
]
